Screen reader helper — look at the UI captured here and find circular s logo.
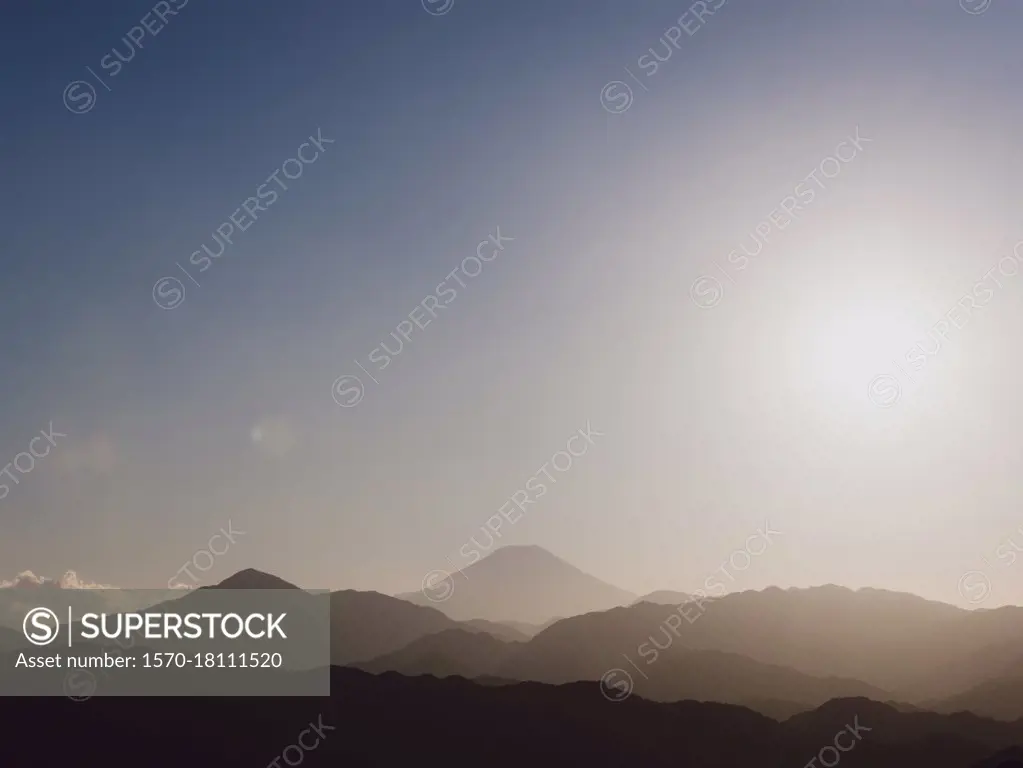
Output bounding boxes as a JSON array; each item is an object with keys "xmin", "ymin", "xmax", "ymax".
[
  {"xmin": 960, "ymin": 0, "xmax": 992, "ymax": 14},
  {"xmin": 958, "ymin": 570, "xmax": 991, "ymax": 605},
  {"xmin": 63, "ymin": 81, "xmax": 97, "ymax": 114},
  {"xmin": 64, "ymin": 670, "xmax": 97, "ymax": 701},
  {"xmin": 599, "ymin": 668, "xmax": 634, "ymax": 702},
  {"xmin": 23, "ymin": 607, "xmax": 60, "ymax": 646},
  {"xmin": 422, "ymin": 0, "xmax": 454, "ymax": 15},
  {"xmin": 332, "ymin": 375, "xmax": 365, "ymax": 408},
  {"xmin": 153, "ymin": 277, "xmax": 185, "ymax": 310},
  {"xmin": 421, "ymin": 569, "xmax": 455, "ymax": 603},
  {"xmin": 867, "ymin": 374, "xmax": 901, "ymax": 408},
  {"xmin": 690, "ymin": 275, "xmax": 723, "ymax": 309},
  {"xmin": 600, "ymin": 81, "xmax": 633, "ymax": 114}
]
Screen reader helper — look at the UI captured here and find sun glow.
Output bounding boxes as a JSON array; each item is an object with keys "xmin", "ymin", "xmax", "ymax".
[{"xmin": 797, "ymin": 302, "xmax": 921, "ymax": 405}]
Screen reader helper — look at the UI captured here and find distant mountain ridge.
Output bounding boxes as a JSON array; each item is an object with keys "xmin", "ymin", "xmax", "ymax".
[
  {"xmin": 34, "ymin": 558, "xmax": 1023, "ymax": 722},
  {"xmin": 328, "ymin": 589, "xmax": 523, "ymax": 664},
  {"xmin": 491, "ymin": 582, "xmax": 1023, "ymax": 704},
  {"xmin": 395, "ymin": 545, "xmax": 636, "ymax": 623},
  {"xmin": 353, "ymin": 625, "xmax": 891, "ymax": 719},
  {"xmin": 632, "ymin": 590, "xmax": 694, "ymax": 606}
]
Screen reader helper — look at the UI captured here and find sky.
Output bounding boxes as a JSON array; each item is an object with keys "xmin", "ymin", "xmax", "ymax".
[{"xmin": 1, "ymin": 0, "xmax": 1022, "ymax": 609}]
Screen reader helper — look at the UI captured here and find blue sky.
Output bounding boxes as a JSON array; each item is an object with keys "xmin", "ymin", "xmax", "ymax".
[{"xmin": 2, "ymin": 0, "xmax": 1023, "ymax": 607}]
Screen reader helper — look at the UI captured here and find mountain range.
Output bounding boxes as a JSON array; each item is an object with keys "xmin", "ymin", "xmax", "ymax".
[
  {"xmin": 388, "ymin": 546, "xmax": 1023, "ymax": 717},
  {"xmin": 3, "ymin": 667, "xmax": 1022, "ymax": 768},
  {"xmin": 6, "ymin": 544, "xmax": 1023, "ymax": 766}
]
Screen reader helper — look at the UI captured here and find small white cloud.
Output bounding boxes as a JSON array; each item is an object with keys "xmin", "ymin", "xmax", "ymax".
[{"xmin": 0, "ymin": 570, "xmax": 115, "ymax": 589}]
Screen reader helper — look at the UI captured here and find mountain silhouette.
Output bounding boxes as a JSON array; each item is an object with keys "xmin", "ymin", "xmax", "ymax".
[
  {"xmin": 354, "ymin": 627, "xmax": 514, "ymax": 677},
  {"xmin": 496, "ymin": 583, "xmax": 1023, "ymax": 703},
  {"xmin": 10, "ymin": 561, "xmax": 1023, "ymax": 742},
  {"xmin": 200, "ymin": 568, "xmax": 299, "ymax": 590},
  {"xmin": 4, "ymin": 667, "xmax": 1023, "ymax": 766},
  {"xmin": 355, "ymin": 623, "xmax": 890, "ymax": 717},
  {"xmin": 328, "ymin": 588, "xmax": 520, "ymax": 664},
  {"xmin": 493, "ymin": 617, "xmax": 562, "ymax": 637},
  {"xmin": 932, "ymin": 673, "xmax": 1023, "ymax": 721},
  {"xmin": 396, "ymin": 545, "xmax": 636, "ymax": 623},
  {"xmin": 632, "ymin": 590, "xmax": 695, "ymax": 605},
  {"xmin": 462, "ymin": 618, "xmax": 530, "ymax": 642},
  {"xmin": 974, "ymin": 748, "xmax": 1023, "ymax": 768}
]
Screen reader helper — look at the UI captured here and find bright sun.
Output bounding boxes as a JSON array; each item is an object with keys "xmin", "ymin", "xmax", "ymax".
[{"xmin": 798, "ymin": 303, "xmax": 921, "ymax": 404}]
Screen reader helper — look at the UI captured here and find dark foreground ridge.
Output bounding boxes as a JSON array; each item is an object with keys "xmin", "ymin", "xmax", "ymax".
[{"xmin": 2, "ymin": 667, "xmax": 1021, "ymax": 767}]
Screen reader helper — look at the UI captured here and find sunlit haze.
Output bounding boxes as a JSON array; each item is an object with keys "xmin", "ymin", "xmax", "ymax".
[{"xmin": 3, "ymin": 0, "xmax": 1023, "ymax": 613}]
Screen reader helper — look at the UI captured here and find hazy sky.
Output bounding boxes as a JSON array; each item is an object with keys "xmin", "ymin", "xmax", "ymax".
[{"xmin": 2, "ymin": 0, "xmax": 1022, "ymax": 608}]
